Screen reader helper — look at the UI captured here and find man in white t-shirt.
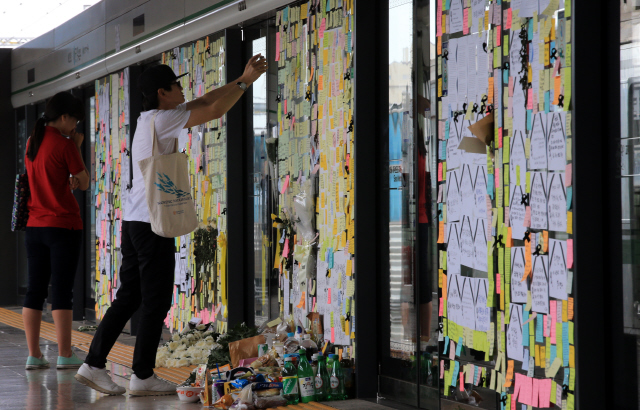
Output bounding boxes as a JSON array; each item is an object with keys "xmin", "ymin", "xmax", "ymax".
[{"xmin": 76, "ymin": 55, "xmax": 267, "ymax": 396}]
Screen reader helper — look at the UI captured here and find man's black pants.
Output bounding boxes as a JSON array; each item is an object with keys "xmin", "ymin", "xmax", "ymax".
[{"xmin": 85, "ymin": 221, "xmax": 175, "ymax": 379}]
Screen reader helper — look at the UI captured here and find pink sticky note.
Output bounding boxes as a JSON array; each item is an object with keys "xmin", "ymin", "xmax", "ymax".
[
  {"xmin": 275, "ymin": 33, "xmax": 280, "ymax": 61},
  {"xmin": 463, "ymin": 8, "xmax": 469, "ymax": 35},
  {"xmin": 328, "ymin": 288, "xmax": 332, "ymax": 304},
  {"xmin": 459, "ymin": 372, "xmax": 464, "ymax": 391},
  {"xmin": 550, "ymin": 300, "xmax": 557, "ymax": 344},
  {"xmin": 440, "ymin": 360, "xmax": 445, "ymax": 378},
  {"xmin": 439, "ymin": 297, "xmax": 444, "ymax": 316},
  {"xmin": 506, "ymin": 9, "xmax": 512, "ymax": 30},
  {"xmin": 496, "ymin": 25, "xmax": 501, "ymax": 46},
  {"xmin": 566, "ymin": 164, "xmax": 572, "ymax": 186},
  {"xmin": 283, "ymin": 238, "xmax": 290, "ymax": 256},
  {"xmin": 449, "ymin": 340, "xmax": 455, "ymax": 360},
  {"xmin": 217, "ymin": 202, "xmax": 221, "ymax": 215},
  {"xmin": 319, "ymin": 18, "xmax": 326, "ymax": 39},
  {"xmin": 567, "ymin": 239, "xmax": 574, "ymax": 268},
  {"xmin": 524, "ymin": 206, "xmax": 532, "ymax": 227},
  {"xmin": 498, "ymin": 128, "xmax": 503, "ymax": 148},
  {"xmin": 518, "ymin": 374, "xmax": 533, "ymax": 405},
  {"xmin": 527, "ymin": 88, "xmax": 534, "ymax": 109},
  {"xmin": 284, "ymin": 99, "xmax": 288, "ymax": 114},
  {"xmin": 544, "ymin": 314, "xmax": 550, "ymax": 337},
  {"xmin": 539, "ymin": 378, "xmax": 552, "ymax": 408},
  {"xmin": 532, "ymin": 378, "xmax": 540, "ymax": 407},
  {"xmin": 512, "ymin": 373, "xmax": 522, "ymax": 401},
  {"xmin": 280, "ymin": 174, "xmax": 290, "ymax": 195},
  {"xmin": 508, "ymin": 77, "xmax": 514, "ymax": 97},
  {"xmin": 437, "ymin": 7, "xmax": 442, "ymax": 37},
  {"xmin": 313, "ymin": 297, "xmax": 316, "ymax": 312},
  {"xmin": 331, "ymin": 327, "xmax": 335, "ymax": 343},
  {"xmin": 438, "ymin": 163, "xmax": 443, "ymax": 181},
  {"xmin": 496, "ymin": 272, "xmax": 502, "ymax": 294},
  {"xmin": 553, "ymin": 58, "xmax": 561, "ymax": 77}
]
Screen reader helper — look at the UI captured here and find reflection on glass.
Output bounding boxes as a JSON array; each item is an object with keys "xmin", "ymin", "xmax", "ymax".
[
  {"xmin": 253, "ymin": 37, "xmax": 270, "ymax": 327},
  {"xmin": 389, "ymin": 0, "xmax": 416, "ymax": 362}
]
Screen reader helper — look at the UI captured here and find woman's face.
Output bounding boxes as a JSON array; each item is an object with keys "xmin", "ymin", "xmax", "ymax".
[{"xmin": 59, "ymin": 114, "xmax": 79, "ymax": 135}]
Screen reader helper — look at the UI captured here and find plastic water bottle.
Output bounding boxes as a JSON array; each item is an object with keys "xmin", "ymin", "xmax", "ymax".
[
  {"xmin": 314, "ymin": 352, "xmax": 331, "ymax": 401},
  {"xmin": 297, "ymin": 349, "xmax": 316, "ymax": 402},
  {"xmin": 329, "ymin": 354, "xmax": 346, "ymax": 400},
  {"xmin": 285, "ymin": 332, "xmax": 300, "ymax": 354},
  {"xmin": 301, "ymin": 334, "xmax": 319, "ymax": 361},
  {"xmin": 282, "ymin": 357, "xmax": 299, "ymax": 404},
  {"xmin": 311, "ymin": 353, "xmax": 319, "ymax": 376}
]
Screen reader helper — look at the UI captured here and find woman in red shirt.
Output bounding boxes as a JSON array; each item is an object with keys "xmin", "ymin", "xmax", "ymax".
[{"xmin": 23, "ymin": 92, "xmax": 90, "ymax": 370}]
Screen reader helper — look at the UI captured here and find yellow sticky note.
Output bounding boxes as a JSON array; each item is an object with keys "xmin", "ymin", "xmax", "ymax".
[{"xmin": 567, "ymin": 211, "xmax": 573, "ymax": 234}]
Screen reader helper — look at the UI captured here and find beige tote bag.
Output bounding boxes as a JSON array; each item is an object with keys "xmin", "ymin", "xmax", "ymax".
[{"xmin": 138, "ymin": 113, "xmax": 198, "ymax": 238}]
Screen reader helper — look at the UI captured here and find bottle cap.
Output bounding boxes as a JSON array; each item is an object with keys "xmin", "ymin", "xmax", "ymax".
[
  {"xmin": 317, "ymin": 352, "xmax": 323, "ymax": 357},
  {"xmin": 328, "ymin": 354, "xmax": 337, "ymax": 359},
  {"xmin": 298, "ymin": 349, "xmax": 306, "ymax": 354},
  {"xmin": 312, "ymin": 353, "xmax": 318, "ymax": 359},
  {"xmin": 285, "ymin": 357, "xmax": 293, "ymax": 361},
  {"xmin": 287, "ymin": 332, "xmax": 294, "ymax": 337}
]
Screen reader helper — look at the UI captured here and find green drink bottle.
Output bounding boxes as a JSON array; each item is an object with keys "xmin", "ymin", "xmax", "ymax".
[
  {"xmin": 282, "ymin": 357, "xmax": 299, "ymax": 404},
  {"xmin": 329, "ymin": 353, "xmax": 346, "ymax": 400},
  {"xmin": 297, "ymin": 349, "xmax": 316, "ymax": 402},
  {"xmin": 314, "ymin": 352, "xmax": 331, "ymax": 401}
]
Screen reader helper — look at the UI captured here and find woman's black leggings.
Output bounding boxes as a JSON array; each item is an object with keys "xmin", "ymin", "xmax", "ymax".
[{"xmin": 23, "ymin": 227, "xmax": 82, "ymax": 311}]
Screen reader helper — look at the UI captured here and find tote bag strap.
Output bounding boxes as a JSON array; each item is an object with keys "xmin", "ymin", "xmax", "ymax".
[{"xmin": 149, "ymin": 112, "xmax": 178, "ymax": 156}]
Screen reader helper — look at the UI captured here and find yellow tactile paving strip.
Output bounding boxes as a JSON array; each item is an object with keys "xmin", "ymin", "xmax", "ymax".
[{"xmin": 0, "ymin": 308, "xmax": 338, "ymax": 408}]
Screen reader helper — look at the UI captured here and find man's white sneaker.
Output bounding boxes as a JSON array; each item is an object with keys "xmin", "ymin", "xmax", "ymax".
[
  {"xmin": 74, "ymin": 363, "xmax": 126, "ymax": 395},
  {"xmin": 128, "ymin": 374, "xmax": 176, "ymax": 396}
]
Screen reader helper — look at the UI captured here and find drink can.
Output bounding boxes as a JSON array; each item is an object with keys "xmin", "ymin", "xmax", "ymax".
[{"xmin": 258, "ymin": 343, "xmax": 269, "ymax": 357}]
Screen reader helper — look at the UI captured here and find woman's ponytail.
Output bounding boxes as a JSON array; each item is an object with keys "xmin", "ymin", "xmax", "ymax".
[{"xmin": 26, "ymin": 115, "xmax": 48, "ymax": 161}]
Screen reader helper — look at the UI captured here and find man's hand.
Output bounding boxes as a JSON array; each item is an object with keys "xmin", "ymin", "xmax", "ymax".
[
  {"xmin": 240, "ymin": 54, "xmax": 268, "ymax": 85},
  {"xmin": 68, "ymin": 129, "xmax": 84, "ymax": 148},
  {"xmin": 69, "ymin": 176, "xmax": 80, "ymax": 191}
]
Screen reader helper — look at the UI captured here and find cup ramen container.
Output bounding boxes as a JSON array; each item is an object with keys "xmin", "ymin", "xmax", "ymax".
[{"xmin": 258, "ymin": 343, "xmax": 269, "ymax": 357}]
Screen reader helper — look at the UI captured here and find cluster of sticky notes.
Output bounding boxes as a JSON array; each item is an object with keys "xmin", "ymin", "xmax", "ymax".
[
  {"xmin": 273, "ymin": 2, "xmax": 356, "ymax": 348},
  {"xmin": 436, "ymin": 0, "xmax": 575, "ymax": 404},
  {"xmin": 94, "ymin": 69, "xmax": 130, "ymax": 320}
]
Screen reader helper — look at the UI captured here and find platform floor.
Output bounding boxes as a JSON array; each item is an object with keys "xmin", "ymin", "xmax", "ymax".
[{"xmin": 0, "ymin": 307, "xmax": 391, "ymax": 410}]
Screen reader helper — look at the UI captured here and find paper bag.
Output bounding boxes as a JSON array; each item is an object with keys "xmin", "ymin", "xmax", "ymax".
[{"xmin": 228, "ymin": 335, "xmax": 266, "ymax": 368}]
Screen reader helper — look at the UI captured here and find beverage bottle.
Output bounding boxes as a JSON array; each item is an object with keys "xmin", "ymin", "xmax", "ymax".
[
  {"xmin": 282, "ymin": 357, "xmax": 299, "ymax": 405},
  {"xmin": 329, "ymin": 354, "xmax": 346, "ymax": 400},
  {"xmin": 311, "ymin": 353, "xmax": 319, "ymax": 376},
  {"xmin": 340, "ymin": 350, "xmax": 353, "ymax": 399},
  {"xmin": 301, "ymin": 334, "xmax": 319, "ymax": 361},
  {"xmin": 285, "ymin": 332, "xmax": 300, "ymax": 354},
  {"xmin": 297, "ymin": 349, "xmax": 316, "ymax": 402},
  {"xmin": 314, "ymin": 353, "xmax": 331, "ymax": 401}
]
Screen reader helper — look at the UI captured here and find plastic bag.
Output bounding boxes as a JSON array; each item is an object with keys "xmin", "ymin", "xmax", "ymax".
[
  {"xmin": 293, "ymin": 175, "xmax": 317, "ymax": 241},
  {"xmin": 253, "ymin": 393, "xmax": 287, "ymax": 409},
  {"xmin": 229, "ymin": 399, "xmax": 256, "ymax": 410}
]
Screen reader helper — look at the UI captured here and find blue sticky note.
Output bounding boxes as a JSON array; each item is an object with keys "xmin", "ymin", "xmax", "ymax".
[
  {"xmin": 440, "ymin": 141, "xmax": 447, "ymax": 159},
  {"xmin": 550, "ymin": 41, "xmax": 556, "ymax": 64},
  {"xmin": 487, "ymin": 176, "xmax": 495, "ymax": 199},
  {"xmin": 438, "ymin": 204, "xmax": 444, "ymax": 221},
  {"xmin": 347, "ymin": 32, "xmax": 352, "ymax": 53},
  {"xmin": 327, "ymin": 0, "xmax": 330, "ymax": 10},
  {"xmin": 283, "ymin": 7, "xmax": 288, "ymax": 22},
  {"xmin": 474, "ymin": 365, "xmax": 479, "ymax": 383},
  {"xmin": 501, "ymin": 393, "xmax": 507, "ymax": 410},
  {"xmin": 536, "ymin": 315, "xmax": 543, "ymax": 343},
  {"xmin": 527, "ymin": 109, "xmax": 532, "ymax": 131},
  {"xmin": 456, "ymin": 337, "xmax": 463, "ymax": 356},
  {"xmin": 563, "ymin": 368, "xmax": 570, "ymax": 386},
  {"xmin": 445, "ymin": 0, "xmax": 451, "ymax": 11},
  {"xmin": 443, "ymin": 336, "xmax": 450, "ymax": 354},
  {"xmin": 567, "ymin": 187, "xmax": 573, "ymax": 210},
  {"xmin": 445, "ymin": 120, "xmax": 450, "ymax": 140},
  {"xmin": 528, "ymin": 19, "xmax": 533, "ymax": 41},
  {"xmin": 522, "ymin": 349, "xmax": 530, "ymax": 370},
  {"xmin": 522, "ymin": 309, "xmax": 530, "ymax": 347},
  {"xmin": 452, "ymin": 361, "xmax": 459, "ymax": 387},
  {"xmin": 563, "ymin": 322, "xmax": 570, "ymax": 366},
  {"xmin": 545, "ymin": 92, "xmax": 550, "ymax": 114},
  {"xmin": 503, "ymin": 69, "xmax": 509, "ymax": 84},
  {"xmin": 550, "ymin": 345, "xmax": 557, "ymax": 362},
  {"xmin": 328, "ymin": 249, "xmax": 334, "ymax": 269}
]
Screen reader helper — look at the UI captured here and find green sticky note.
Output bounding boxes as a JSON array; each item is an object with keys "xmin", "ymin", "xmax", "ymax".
[
  {"xmin": 526, "ymin": 172, "xmax": 531, "ymax": 193},
  {"xmin": 504, "ymin": 36, "xmax": 509, "ymax": 56},
  {"xmin": 503, "ymin": 136, "xmax": 510, "ymax": 164},
  {"xmin": 498, "ymin": 207, "xmax": 504, "ymax": 230},
  {"xmin": 499, "ymin": 247, "xmax": 504, "ymax": 274},
  {"xmin": 516, "ymin": 165, "xmax": 521, "ymax": 185},
  {"xmin": 494, "ymin": 46, "xmax": 502, "ymax": 68},
  {"xmin": 442, "ymin": 161, "xmax": 447, "ymax": 178},
  {"xmin": 565, "ymin": 0, "xmax": 571, "ymax": 17},
  {"xmin": 568, "ymin": 321, "xmax": 574, "ymax": 344}
]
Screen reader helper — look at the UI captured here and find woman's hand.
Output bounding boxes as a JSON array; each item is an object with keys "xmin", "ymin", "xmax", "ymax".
[
  {"xmin": 240, "ymin": 54, "xmax": 268, "ymax": 85},
  {"xmin": 68, "ymin": 129, "xmax": 84, "ymax": 148},
  {"xmin": 69, "ymin": 176, "xmax": 80, "ymax": 191}
]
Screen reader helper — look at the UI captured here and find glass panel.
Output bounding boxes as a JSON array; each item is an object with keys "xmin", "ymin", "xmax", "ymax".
[
  {"xmin": 252, "ymin": 36, "xmax": 271, "ymax": 327},
  {"xmin": 621, "ymin": 3, "xmax": 640, "ymax": 335},
  {"xmin": 380, "ymin": 0, "xmax": 420, "ymax": 407}
]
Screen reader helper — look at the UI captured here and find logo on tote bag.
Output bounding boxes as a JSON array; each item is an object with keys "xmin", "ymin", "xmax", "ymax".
[{"xmin": 154, "ymin": 172, "xmax": 190, "ymax": 199}]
